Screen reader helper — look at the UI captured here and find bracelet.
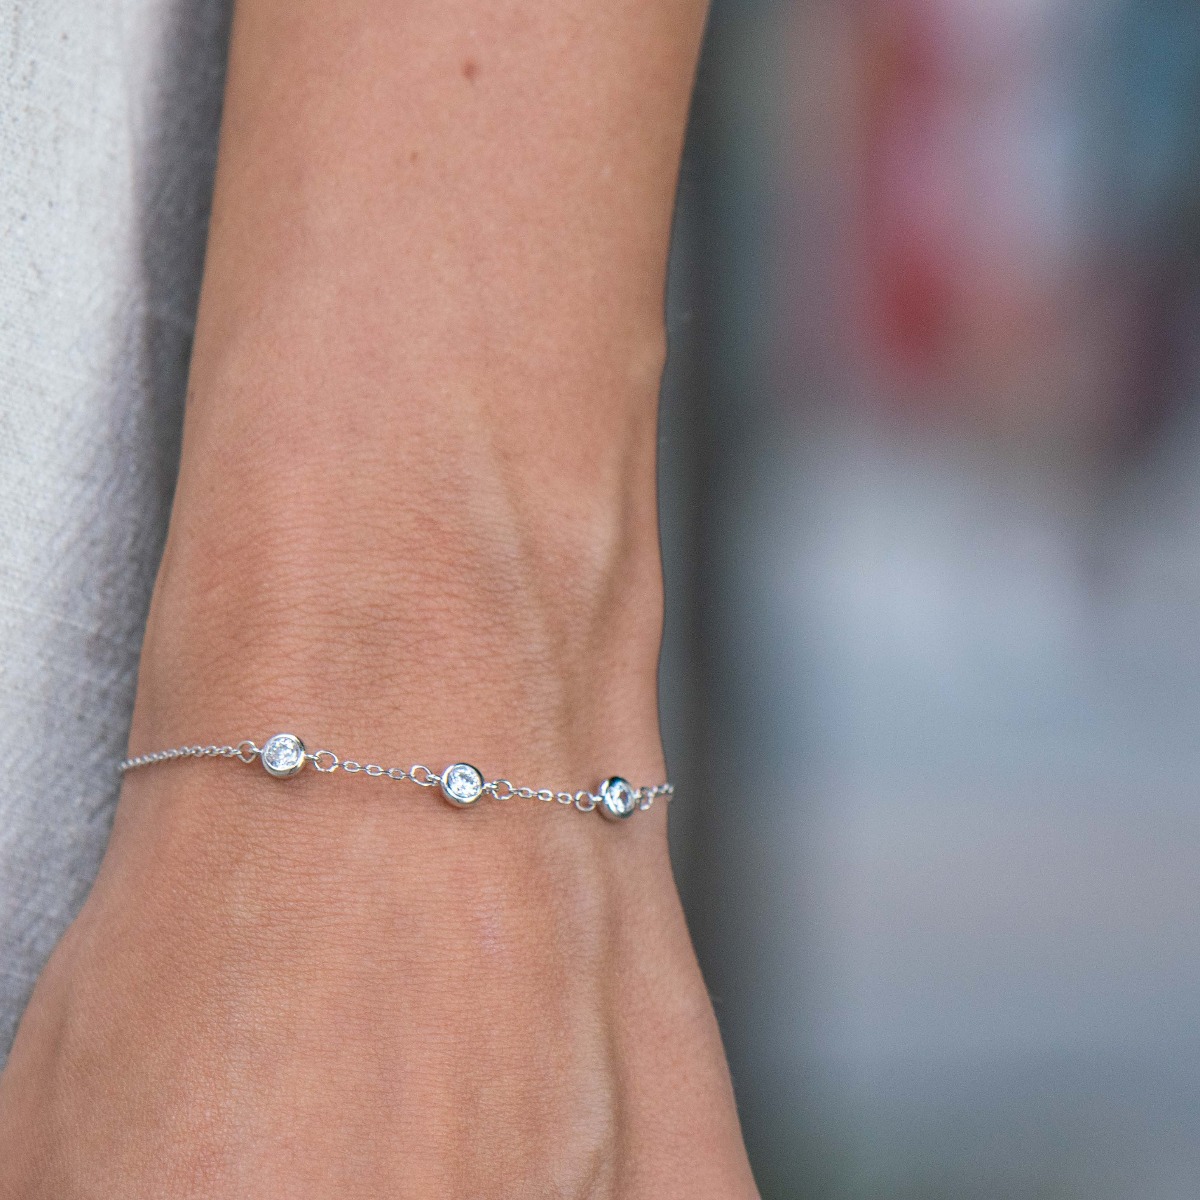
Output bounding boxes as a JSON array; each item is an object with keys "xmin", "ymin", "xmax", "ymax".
[{"xmin": 118, "ymin": 732, "xmax": 673, "ymax": 822}]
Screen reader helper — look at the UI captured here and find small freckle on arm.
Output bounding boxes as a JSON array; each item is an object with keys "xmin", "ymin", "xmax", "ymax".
[{"xmin": 461, "ymin": 58, "xmax": 479, "ymax": 83}]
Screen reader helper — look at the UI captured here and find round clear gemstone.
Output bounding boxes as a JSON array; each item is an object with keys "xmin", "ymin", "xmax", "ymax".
[
  {"xmin": 598, "ymin": 776, "xmax": 636, "ymax": 821},
  {"xmin": 440, "ymin": 762, "xmax": 484, "ymax": 806},
  {"xmin": 261, "ymin": 733, "xmax": 306, "ymax": 778}
]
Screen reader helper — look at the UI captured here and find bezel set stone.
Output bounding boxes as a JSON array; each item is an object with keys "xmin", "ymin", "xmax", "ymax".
[
  {"xmin": 121, "ymin": 733, "xmax": 669, "ymax": 820},
  {"xmin": 440, "ymin": 762, "xmax": 485, "ymax": 807},
  {"xmin": 598, "ymin": 776, "xmax": 637, "ymax": 822},
  {"xmin": 260, "ymin": 732, "xmax": 307, "ymax": 778}
]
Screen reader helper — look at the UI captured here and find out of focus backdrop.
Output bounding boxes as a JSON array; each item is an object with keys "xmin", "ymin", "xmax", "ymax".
[{"xmin": 660, "ymin": 1, "xmax": 1200, "ymax": 1197}]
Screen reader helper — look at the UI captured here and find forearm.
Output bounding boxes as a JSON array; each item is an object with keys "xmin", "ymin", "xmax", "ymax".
[
  {"xmin": 134, "ymin": 0, "xmax": 705, "ymax": 775},
  {"xmin": 0, "ymin": 3, "xmax": 760, "ymax": 1195}
]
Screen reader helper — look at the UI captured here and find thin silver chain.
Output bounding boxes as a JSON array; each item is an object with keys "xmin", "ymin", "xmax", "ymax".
[{"xmin": 119, "ymin": 740, "xmax": 673, "ymax": 814}]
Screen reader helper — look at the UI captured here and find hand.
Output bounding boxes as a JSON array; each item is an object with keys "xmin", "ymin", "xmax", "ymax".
[{"xmin": 0, "ymin": 755, "xmax": 756, "ymax": 1197}]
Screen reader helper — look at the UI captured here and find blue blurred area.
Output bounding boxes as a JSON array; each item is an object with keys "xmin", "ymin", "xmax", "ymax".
[{"xmin": 661, "ymin": 2, "xmax": 1200, "ymax": 1196}]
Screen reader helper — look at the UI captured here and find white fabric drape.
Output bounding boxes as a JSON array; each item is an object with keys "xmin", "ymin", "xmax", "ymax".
[{"xmin": 0, "ymin": 0, "xmax": 231, "ymax": 1060}]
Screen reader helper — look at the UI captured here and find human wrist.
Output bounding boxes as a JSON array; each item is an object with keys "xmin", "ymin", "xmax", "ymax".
[{"xmin": 128, "ymin": 364, "xmax": 668, "ymax": 794}]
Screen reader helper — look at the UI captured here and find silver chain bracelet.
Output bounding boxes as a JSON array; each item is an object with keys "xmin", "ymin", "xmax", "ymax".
[{"xmin": 119, "ymin": 733, "xmax": 673, "ymax": 822}]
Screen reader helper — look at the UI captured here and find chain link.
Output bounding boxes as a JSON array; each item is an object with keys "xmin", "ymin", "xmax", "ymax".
[
  {"xmin": 118, "ymin": 742, "xmax": 256, "ymax": 771},
  {"xmin": 119, "ymin": 737, "xmax": 673, "ymax": 816}
]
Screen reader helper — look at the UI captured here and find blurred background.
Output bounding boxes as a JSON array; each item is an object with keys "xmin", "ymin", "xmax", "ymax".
[{"xmin": 659, "ymin": 1, "xmax": 1200, "ymax": 1196}]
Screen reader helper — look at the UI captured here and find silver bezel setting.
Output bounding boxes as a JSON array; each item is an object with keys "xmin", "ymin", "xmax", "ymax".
[
  {"xmin": 260, "ymin": 733, "xmax": 307, "ymax": 778},
  {"xmin": 118, "ymin": 735, "xmax": 671, "ymax": 818},
  {"xmin": 598, "ymin": 776, "xmax": 636, "ymax": 821},
  {"xmin": 440, "ymin": 762, "xmax": 485, "ymax": 807}
]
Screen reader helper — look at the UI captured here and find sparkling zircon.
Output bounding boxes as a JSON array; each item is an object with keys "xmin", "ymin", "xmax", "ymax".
[
  {"xmin": 440, "ymin": 762, "xmax": 484, "ymax": 807},
  {"xmin": 261, "ymin": 733, "xmax": 306, "ymax": 778},
  {"xmin": 598, "ymin": 776, "xmax": 636, "ymax": 822}
]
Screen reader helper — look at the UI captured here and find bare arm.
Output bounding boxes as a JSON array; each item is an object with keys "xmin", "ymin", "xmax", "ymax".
[
  {"xmin": 0, "ymin": 1, "xmax": 757, "ymax": 1195},
  {"xmin": 143, "ymin": 0, "xmax": 695, "ymax": 751}
]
